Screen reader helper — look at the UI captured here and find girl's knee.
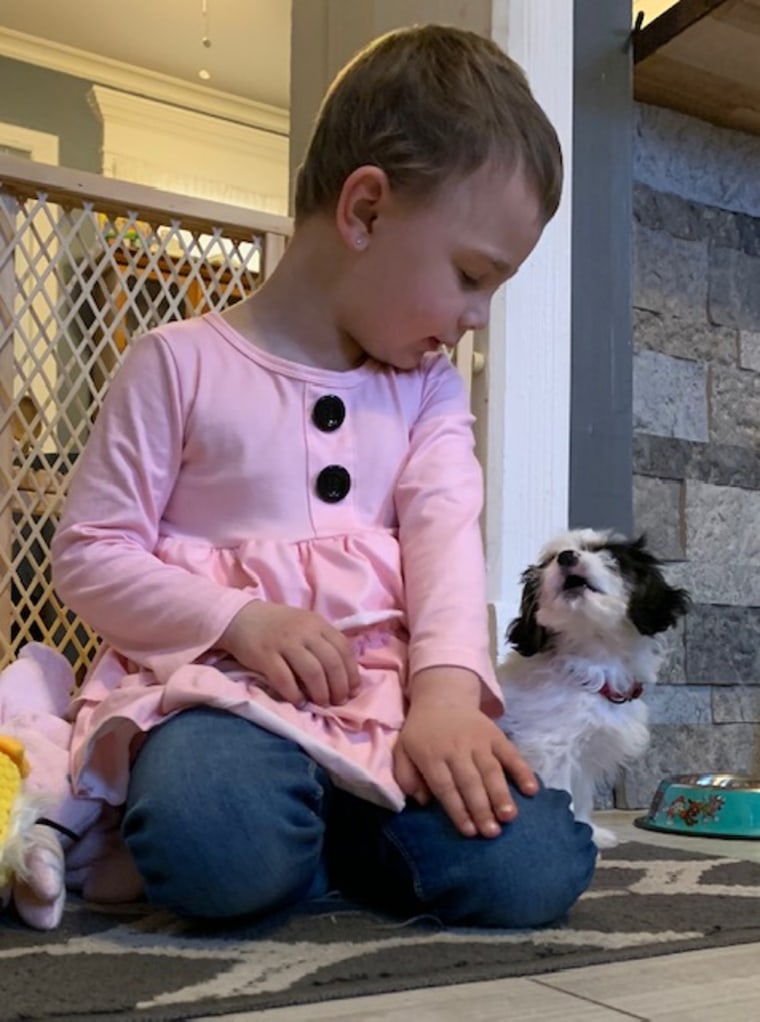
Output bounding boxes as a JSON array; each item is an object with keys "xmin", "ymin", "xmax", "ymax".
[
  {"xmin": 477, "ymin": 785, "xmax": 598, "ymax": 927},
  {"xmin": 413, "ymin": 785, "xmax": 597, "ymax": 929},
  {"xmin": 123, "ymin": 712, "xmax": 329, "ymax": 917},
  {"xmin": 123, "ymin": 790, "xmax": 322, "ymax": 917}
]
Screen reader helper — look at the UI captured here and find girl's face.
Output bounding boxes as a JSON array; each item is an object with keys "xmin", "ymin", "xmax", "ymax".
[{"xmin": 335, "ymin": 161, "xmax": 546, "ymax": 371}]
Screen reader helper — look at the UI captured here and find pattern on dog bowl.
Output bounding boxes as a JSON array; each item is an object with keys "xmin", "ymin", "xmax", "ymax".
[{"xmin": 635, "ymin": 774, "xmax": 760, "ymax": 839}]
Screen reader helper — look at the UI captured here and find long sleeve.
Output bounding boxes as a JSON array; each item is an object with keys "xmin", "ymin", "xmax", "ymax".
[
  {"xmin": 395, "ymin": 357, "xmax": 502, "ymax": 715},
  {"xmin": 51, "ymin": 332, "xmax": 253, "ymax": 680}
]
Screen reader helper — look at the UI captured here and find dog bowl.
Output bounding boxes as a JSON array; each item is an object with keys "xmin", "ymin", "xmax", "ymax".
[{"xmin": 635, "ymin": 774, "xmax": 760, "ymax": 839}]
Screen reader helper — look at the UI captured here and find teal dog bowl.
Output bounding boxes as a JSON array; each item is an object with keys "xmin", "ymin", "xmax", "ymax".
[{"xmin": 635, "ymin": 774, "xmax": 760, "ymax": 839}]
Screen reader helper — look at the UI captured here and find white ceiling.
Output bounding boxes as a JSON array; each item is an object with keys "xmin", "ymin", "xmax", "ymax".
[{"xmin": 0, "ymin": 0, "xmax": 292, "ymax": 111}]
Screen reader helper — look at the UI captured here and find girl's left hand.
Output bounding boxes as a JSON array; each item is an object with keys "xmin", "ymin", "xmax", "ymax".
[{"xmin": 393, "ymin": 668, "xmax": 538, "ymax": 838}]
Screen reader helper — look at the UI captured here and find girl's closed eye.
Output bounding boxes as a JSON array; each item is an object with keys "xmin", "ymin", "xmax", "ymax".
[{"xmin": 458, "ymin": 269, "xmax": 481, "ymax": 289}]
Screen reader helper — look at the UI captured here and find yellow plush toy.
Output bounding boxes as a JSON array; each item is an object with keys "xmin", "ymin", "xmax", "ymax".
[
  {"xmin": 0, "ymin": 737, "xmax": 33, "ymax": 887},
  {"xmin": 0, "ymin": 735, "xmax": 65, "ymax": 928}
]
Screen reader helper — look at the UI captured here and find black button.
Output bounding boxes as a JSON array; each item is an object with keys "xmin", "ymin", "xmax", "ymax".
[
  {"xmin": 316, "ymin": 465, "xmax": 351, "ymax": 503},
  {"xmin": 312, "ymin": 395, "xmax": 345, "ymax": 432}
]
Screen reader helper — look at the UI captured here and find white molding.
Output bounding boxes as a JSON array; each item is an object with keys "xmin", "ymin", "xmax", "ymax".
[
  {"xmin": 90, "ymin": 86, "xmax": 288, "ymax": 214},
  {"xmin": 89, "ymin": 87, "xmax": 287, "ymax": 164},
  {"xmin": 478, "ymin": 0, "xmax": 574, "ymax": 655},
  {"xmin": 0, "ymin": 122, "xmax": 59, "ymax": 164},
  {"xmin": 89, "ymin": 86, "xmax": 289, "ymax": 214},
  {"xmin": 0, "ymin": 27, "xmax": 289, "ymax": 137}
]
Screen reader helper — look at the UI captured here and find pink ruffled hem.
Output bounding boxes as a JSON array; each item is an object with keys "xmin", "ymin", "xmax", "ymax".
[{"xmin": 71, "ymin": 625, "xmax": 410, "ymax": 812}]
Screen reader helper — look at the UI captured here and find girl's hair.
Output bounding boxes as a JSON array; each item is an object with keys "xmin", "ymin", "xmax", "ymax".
[{"xmin": 294, "ymin": 24, "xmax": 562, "ymax": 225}]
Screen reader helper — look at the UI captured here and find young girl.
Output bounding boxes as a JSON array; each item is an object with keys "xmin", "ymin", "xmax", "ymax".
[{"xmin": 51, "ymin": 24, "xmax": 596, "ymax": 927}]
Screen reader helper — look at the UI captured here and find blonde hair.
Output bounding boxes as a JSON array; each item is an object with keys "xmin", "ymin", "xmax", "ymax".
[{"xmin": 294, "ymin": 24, "xmax": 562, "ymax": 225}]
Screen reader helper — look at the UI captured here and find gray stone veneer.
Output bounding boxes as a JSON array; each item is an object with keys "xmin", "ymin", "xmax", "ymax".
[{"xmin": 619, "ymin": 104, "xmax": 760, "ymax": 809}]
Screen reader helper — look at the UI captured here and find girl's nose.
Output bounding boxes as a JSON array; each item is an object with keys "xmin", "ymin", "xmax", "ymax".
[{"xmin": 459, "ymin": 296, "xmax": 491, "ymax": 333}]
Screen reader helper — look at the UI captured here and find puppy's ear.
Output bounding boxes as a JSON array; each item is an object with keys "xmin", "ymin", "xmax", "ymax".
[
  {"xmin": 621, "ymin": 536, "xmax": 691, "ymax": 636},
  {"xmin": 507, "ymin": 566, "xmax": 551, "ymax": 656}
]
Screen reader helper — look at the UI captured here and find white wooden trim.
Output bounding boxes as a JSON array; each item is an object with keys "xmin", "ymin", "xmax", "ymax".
[
  {"xmin": 0, "ymin": 122, "xmax": 59, "ymax": 164},
  {"xmin": 477, "ymin": 0, "xmax": 574, "ymax": 656},
  {"xmin": 89, "ymin": 86, "xmax": 289, "ymax": 215},
  {"xmin": 89, "ymin": 87, "xmax": 287, "ymax": 164},
  {"xmin": 0, "ymin": 26, "xmax": 289, "ymax": 137}
]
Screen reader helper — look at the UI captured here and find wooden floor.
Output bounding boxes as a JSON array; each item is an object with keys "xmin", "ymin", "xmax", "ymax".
[{"xmin": 199, "ymin": 811, "xmax": 760, "ymax": 1021}]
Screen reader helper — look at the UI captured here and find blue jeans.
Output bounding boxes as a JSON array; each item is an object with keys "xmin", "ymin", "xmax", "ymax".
[{"xmin": 123, "ymin": 708, "xmax": 596, "ymax": 927}]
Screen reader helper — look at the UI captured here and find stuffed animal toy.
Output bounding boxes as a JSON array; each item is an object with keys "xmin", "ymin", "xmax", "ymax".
[
  {"xmin": 0, "ymin": 735, "xmax": 66, "ymax": 929},
  {"xmin": 0, "ymin": 643, "xmax": 146, "ymax": 929},
  {"xmin": 0, "ymin": 736, "xmax": 34, "ymax": 886}
]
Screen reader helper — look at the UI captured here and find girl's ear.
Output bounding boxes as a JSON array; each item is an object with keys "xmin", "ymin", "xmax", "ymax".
[{"xmin": 335, "ymin": 165, "xmax": 389, "ymax": 250}]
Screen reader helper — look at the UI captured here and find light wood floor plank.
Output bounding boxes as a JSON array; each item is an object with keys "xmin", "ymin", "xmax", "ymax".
[
  {"xmin": 540, "ymin": 942, "xmax": 760, "ymax": 1021},
  {"xmin": 211, "ymin": 977, "xmax": 638, "ymax": 1020}
]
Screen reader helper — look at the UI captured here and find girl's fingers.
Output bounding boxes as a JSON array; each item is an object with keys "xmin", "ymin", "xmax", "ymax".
[
  {"xmin": 419, "ymin": 744, "xmax": 528, "ymax": 837},
  {"xmin": 282, "ymin": 648, "xmax": 331, "ymax": 705},
  {"xmin": 415, "ymin": 759, "xmax": 481, "ymax": 837},
  {"xmin": 445, "ymin": 757, "xmax": 506, "ymax": 837},
  {"xmin": 310, "ymin": 634, "xmax": 352, "ymax": 704},
  {"xmin": 324, "ymin": 628, "xmax": 360, "ymax": 696},
  {"xmin": 473, "ymin": 748, "xmax": 518, "ymax": 823},
  {"xmin": 493, "ymin": 732, "xmax": 538, "ymax": 795},
  {"xmin": 393, "ymin": 745, "xmax": 432, "ymax": 805},
  {"xmin": 264, "ymin": 655, "xmax": 308, "ymax": 705}
]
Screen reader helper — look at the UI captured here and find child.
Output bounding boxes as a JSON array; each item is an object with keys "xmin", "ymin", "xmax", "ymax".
[{"xmin": 51, "ymin": 24, "xmax": 596, "ymax": 927}]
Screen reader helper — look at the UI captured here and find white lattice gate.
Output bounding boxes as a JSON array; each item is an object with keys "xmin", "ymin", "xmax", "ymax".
[{"xmin": 0, "ymin": 155, "xmax": 291, "ymax": 677}]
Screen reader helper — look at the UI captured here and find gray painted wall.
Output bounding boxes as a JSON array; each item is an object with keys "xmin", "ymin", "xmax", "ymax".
[
  {"xmin": 0, "ymin": 57, "xmax": 101, "ymax": 172},
  {"xmin": 570, "ymin": 0, "xmax": 633, "ymax": 535}
]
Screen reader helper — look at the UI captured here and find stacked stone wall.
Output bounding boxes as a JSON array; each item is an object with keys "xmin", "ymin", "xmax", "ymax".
[{"xmin": 618, "ymin": 104, "xmax": 760, "ymax": 808}]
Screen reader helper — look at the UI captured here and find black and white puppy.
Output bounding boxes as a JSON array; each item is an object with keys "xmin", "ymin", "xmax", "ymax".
[{"xmin": 498, "ymin": 529, "xmax": 690, "ymax": 848}]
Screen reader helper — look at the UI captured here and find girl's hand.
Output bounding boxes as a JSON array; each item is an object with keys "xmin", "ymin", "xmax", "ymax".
[
  {"xmin": 219, "ymin": 601, "xmax": 360, "ymax": 707},
  {"xmin": 393, "ymin": 667, "xmax": 538, "ymax": 838}
]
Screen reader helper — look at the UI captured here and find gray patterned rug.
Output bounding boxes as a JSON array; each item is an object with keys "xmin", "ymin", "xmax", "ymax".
[{"xmin": 2, "ymin": 840, "xmax": 760, "ymax": 1021}]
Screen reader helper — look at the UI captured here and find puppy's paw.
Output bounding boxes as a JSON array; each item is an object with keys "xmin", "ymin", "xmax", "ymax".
[{"xmin": 591, "ymin": 824, "xmax": 619, "ymax": 849}]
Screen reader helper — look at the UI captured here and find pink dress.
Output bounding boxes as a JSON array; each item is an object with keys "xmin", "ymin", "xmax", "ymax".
[{"xmin": 52, "ymin": 312, "xmax": 502, "ymax": 812}]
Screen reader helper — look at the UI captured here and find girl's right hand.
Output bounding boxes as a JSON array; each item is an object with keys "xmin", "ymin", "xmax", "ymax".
[{"xmin": 219, "ymin": 602, "xmax": 360, "ymax": 707}]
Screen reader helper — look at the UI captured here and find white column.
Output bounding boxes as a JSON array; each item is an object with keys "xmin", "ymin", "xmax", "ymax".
[{"xmin": 473, "ymin": 0, "xmax": 574, "ymax": 656}]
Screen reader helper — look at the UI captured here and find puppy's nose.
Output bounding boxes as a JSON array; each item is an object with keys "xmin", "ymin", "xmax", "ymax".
[{"xmin": 557, "ymin": 549, "xmax": 579, "ymax": 568}]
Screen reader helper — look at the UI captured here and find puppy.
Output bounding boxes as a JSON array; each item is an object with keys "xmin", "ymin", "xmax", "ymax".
[{"xmin": 498, "ymin": 529, "xmax": 689, "ymax": 848}]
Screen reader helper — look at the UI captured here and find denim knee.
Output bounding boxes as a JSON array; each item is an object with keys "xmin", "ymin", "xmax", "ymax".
[
  {"xmin": 367, "ymin": 782, "xmax": 597, "ymax": 929},
  {"xmin": 123, "ymin": 709, "xmax": 329, "ymax": 918},
  {"xmin": 476, "ymin": 784, "xmax": 598, "ymax": 928}
]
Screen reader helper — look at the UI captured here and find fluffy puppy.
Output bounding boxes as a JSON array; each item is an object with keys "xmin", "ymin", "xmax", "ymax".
[{"xmin": 498, "ymin": 529, "xmax": 689, "ymax": 848}]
